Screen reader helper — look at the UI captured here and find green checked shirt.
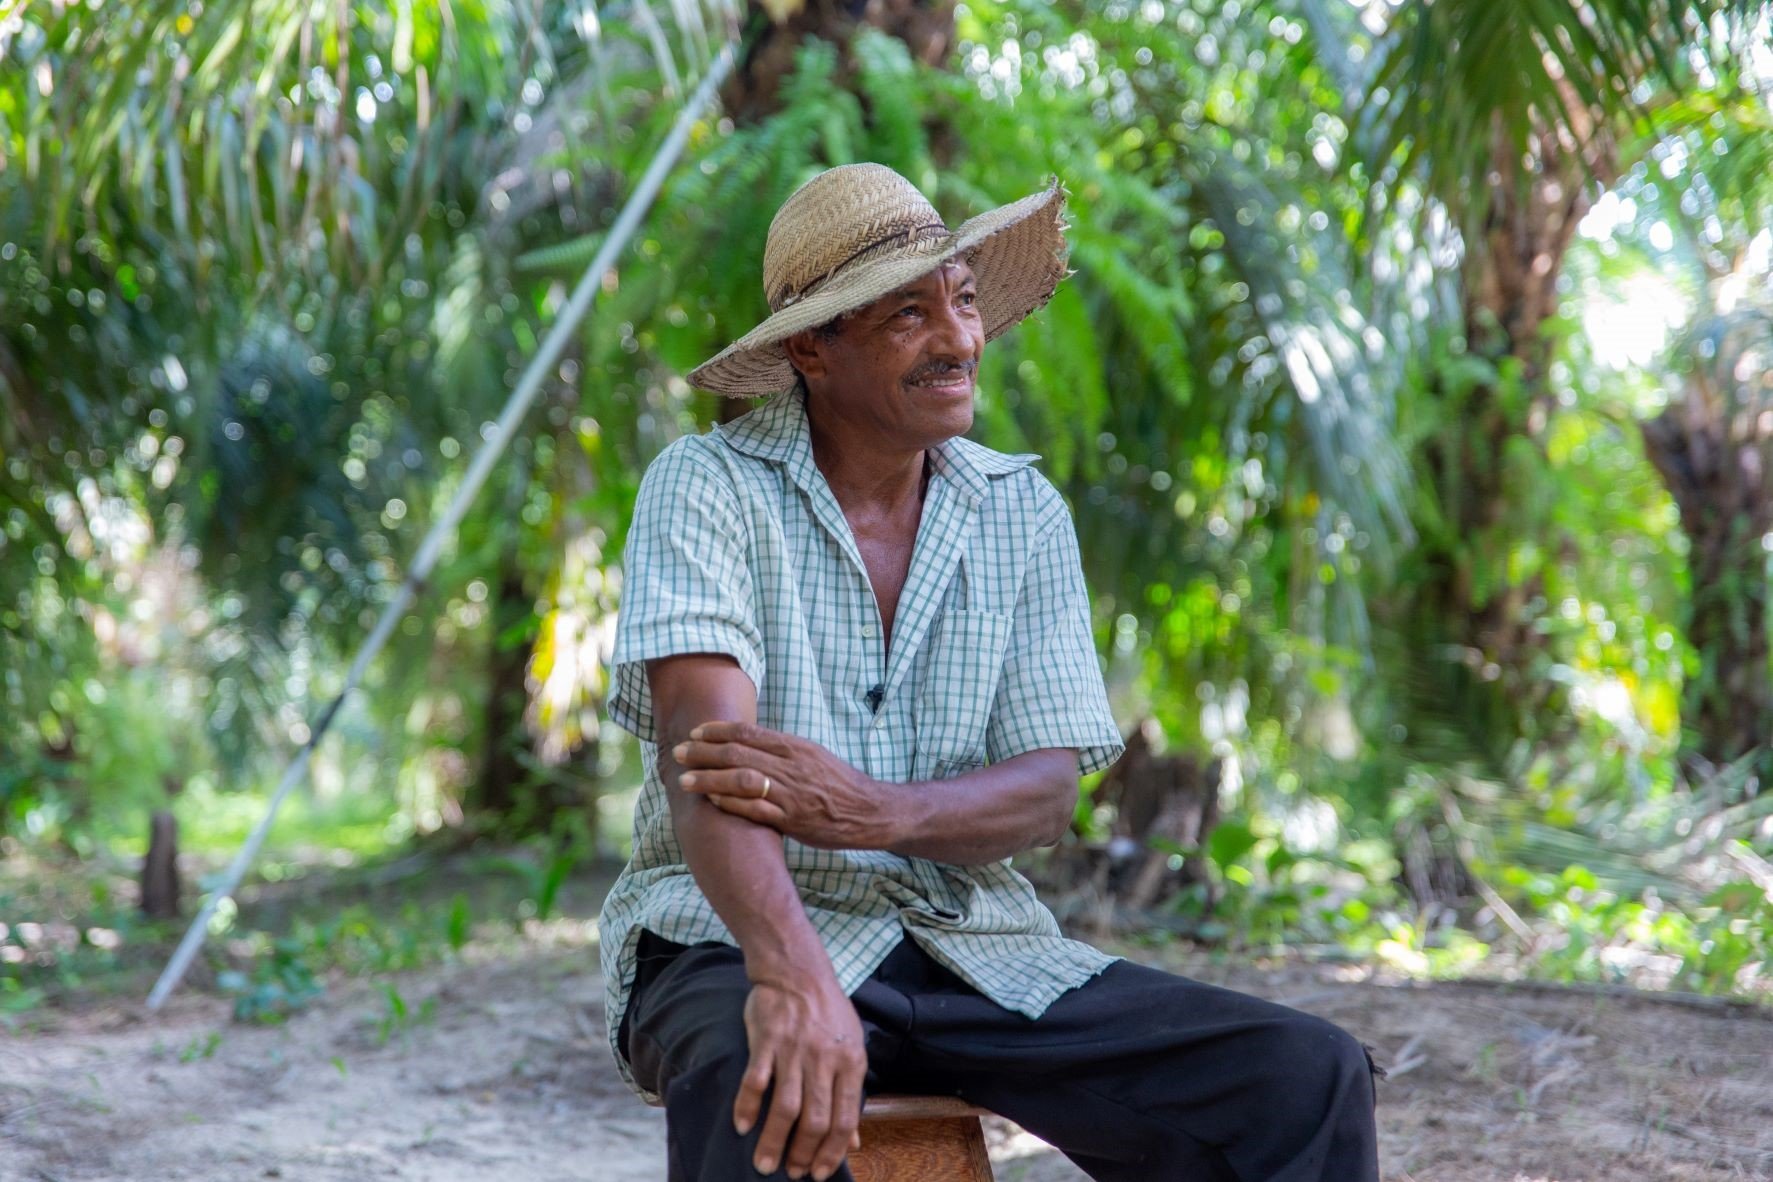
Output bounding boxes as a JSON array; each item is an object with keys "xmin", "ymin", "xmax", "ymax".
[{"xmin": 598, "ymin": 388, "xmax": 1125, "ymax": 1099}]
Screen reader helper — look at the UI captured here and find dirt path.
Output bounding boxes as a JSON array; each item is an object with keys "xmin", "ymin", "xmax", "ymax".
[{"xmin": 2, "ymin": 936, "xmax": 1769, "ymax": 1181}]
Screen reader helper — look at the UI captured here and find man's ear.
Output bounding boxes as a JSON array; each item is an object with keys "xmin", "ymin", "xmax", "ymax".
[{"xmin": 781, "ymin": 330, "xmax": 827, "ymax": 381}]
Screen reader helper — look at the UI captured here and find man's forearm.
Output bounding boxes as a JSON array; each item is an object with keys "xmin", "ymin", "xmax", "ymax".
[
  {"xmin": 665, "ymin": 758, "xmax": 831, "ymax": 986},
  {"xmin": 645, "ymin": 654, "xmax": 834, "ymax": 988},
  {"xmin": 882, "ymin": 748, "xmax": 1079, "ymax": 865}
]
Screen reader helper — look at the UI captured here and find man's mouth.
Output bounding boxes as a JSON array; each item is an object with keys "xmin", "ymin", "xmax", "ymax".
[{"xmin": 905, "ymin": 364, "xmax": 976, "ymax": 390}]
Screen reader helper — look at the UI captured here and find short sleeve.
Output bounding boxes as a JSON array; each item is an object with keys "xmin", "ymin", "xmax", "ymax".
[
  {"xmin": 607, "ymin": 440, "xmax": 765, "ymax": 743},
  {"xmin": 985, "ymin": 510, "xmax": 1125, "ymax": 775}
]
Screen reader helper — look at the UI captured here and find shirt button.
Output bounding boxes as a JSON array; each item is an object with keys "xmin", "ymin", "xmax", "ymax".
[
  {"xmin": 860, "ymin": 624, "xmax": 875, "ymax": 638},
  {"xmin": 873, "ymin": 715, "xmax": 888, "ymax": 729}
]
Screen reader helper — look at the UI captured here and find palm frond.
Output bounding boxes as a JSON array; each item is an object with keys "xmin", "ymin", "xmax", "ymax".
[
  {"xmin": 1357, "ymin": 0, "xmax": 1751, "ymax": 229},
  {"xmin": 1196, "ymin": 166, "xmax": 1414, "ymax": 565}
]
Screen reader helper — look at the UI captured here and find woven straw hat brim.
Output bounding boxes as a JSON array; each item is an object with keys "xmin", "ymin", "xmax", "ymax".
[{"xmin": 688, "ymin": 183, "xmax": 1068, "ymax": 396}]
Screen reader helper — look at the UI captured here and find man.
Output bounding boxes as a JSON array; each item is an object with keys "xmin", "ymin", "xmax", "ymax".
[{"xmin": 599, "ymin": 163, "xmax": 1379, "ymax": 1182}]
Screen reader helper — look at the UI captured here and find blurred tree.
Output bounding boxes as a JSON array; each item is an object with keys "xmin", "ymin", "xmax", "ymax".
[
  {"xmin": 1315, "ymin": 0, "xmax": 1770, "ymax": 906},
  {"xmin": 1644, "ymin": 304, "xmax": 1773, "ymax": 782},
  {"xmin": 0, "ymin": 1, "xmax": 738, "ymax": 839},
  {"xmin": 725, "ymin": 0, "xmax": 956, "ymax": 120},
  {"xmin": 1629, "ymin": 80, "xmax": 1773, "ymax": 783},
  {"xmin": 1341, "ymin": 1, "xmax": 1749, "ymax": 721}
]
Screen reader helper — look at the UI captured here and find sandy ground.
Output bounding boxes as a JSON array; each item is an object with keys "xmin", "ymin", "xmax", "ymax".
[{"xmin": 3, "ymin": 936, "xmax": 1770, "ymax": 1182}]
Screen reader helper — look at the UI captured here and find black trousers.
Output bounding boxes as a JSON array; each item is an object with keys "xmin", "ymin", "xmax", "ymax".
[{"xmin": 619, "ymin": 931, "xmax": 1380, "ymax": 1182}]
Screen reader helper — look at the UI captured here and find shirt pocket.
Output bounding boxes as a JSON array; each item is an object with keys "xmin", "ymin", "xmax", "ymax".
[{"xmin": 913, "ymin": 609, "xmax": 1013, "ymax": 776}]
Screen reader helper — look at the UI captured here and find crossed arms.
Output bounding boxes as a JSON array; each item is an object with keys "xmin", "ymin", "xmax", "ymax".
[{"xmin": 646, "ymin": 651, "xmax": 1080, "ymax": 1182}]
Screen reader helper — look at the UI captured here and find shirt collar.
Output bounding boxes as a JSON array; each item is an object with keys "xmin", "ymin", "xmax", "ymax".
[{"xmin": 715, "ymin": 388, "xmax": 1039, "ymax": 507}]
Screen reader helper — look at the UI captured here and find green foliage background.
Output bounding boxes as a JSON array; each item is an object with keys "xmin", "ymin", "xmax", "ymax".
[{"xmin": 3, "ymin": 0, "xmax": 1771, "ymax": 1002}]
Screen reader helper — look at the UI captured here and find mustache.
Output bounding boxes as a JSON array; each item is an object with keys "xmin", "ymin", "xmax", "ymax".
[{"xmin": 903, "ymin": 360, "xmax": 977, "ymax": 382}]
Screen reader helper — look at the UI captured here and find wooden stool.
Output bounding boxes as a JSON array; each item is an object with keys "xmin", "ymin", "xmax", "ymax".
[{"xmin": 849, "ymin": 1094, "xmax": 995, "ymax": 1182}]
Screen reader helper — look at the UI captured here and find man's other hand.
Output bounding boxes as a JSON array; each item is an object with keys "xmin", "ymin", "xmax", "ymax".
[
  {"xmin": 737, "ymin": 973, "xmax": 867, "ymax": 1181},
  {"xmin": 672, "ymin": 721, "xmax": 889, "ymax": 849}
]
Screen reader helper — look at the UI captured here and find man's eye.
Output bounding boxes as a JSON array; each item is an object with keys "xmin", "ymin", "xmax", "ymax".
[
  {"xmin": 957, "ymin": 291, "xmax": 977, "ymax": 308},
  {"xmin": 896, "ymin": 305, "xmax": 919, "ymax": 318}
]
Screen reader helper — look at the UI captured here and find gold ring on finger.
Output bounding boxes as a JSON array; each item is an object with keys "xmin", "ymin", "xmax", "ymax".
[{"xmin": 759, "ymin": 776, "xmax": 771, "ymax": 800}]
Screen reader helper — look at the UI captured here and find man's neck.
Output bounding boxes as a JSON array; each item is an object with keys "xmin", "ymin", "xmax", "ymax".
[{"xmin": 806, "ymin": 410, "xmax": 933, "ymax": 523}]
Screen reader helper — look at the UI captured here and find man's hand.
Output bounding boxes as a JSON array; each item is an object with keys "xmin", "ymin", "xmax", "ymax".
[
  {"xmin": 673, "ymin": 721, "xmax": 892, "ymax": 849},
  {"xmin": 739, "ymin": 973, "xmax": 867, "ymax": 1181}
]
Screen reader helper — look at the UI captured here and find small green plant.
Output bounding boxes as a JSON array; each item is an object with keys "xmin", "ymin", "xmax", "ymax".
[
  {"xmin": 178, "ymin": 1031, "xmax": 223, "ymax": 1062},
  {"xmin": 1167, "ymin": 816, "xmax": 1406, "ymax": 956},
  {"xmin": 1672, "ymin": 882, "xmax": 1773, "ymax": 995},
  {"xmin": 0, "ymin": 977, "xmax": 46, "ymax": 1015},
  {"xmin": 446, "ymin": 893, "xmax": 472, "ymax": 951},
  {"xmin": 1503, "ymin": 862, "xmax": 1772, "ymax": 997},
  {"xmin": 287, "ymin": 903, "xmax": 449, "ymax": 976},
  {"xmin": 374, "ymin": 983, "xmax": 437, "ymax": 1045},
  {"xmin": 480, "ymin": 834, "xmax": 587, "ymax": 925},
  {"xmin": 218, "ymin": 936, "xmax": 324, "ymax": 1023}
]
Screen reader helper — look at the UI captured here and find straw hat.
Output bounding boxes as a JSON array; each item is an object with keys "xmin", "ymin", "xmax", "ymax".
[{"xmin": 687, "ymin": 163, "xmax": 1069, "ymax": 396}]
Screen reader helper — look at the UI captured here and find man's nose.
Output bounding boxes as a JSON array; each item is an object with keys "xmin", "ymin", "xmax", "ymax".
[{"xmin": 925, "ymin": 299, "xmax": 981, "ymax": 361}]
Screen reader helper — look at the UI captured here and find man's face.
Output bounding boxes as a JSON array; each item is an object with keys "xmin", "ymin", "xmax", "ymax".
[{"xmin": 786, "ymin": 260, "xmax": 985, "ymax": 449}]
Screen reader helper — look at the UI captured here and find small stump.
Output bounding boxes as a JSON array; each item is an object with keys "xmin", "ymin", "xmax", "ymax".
[{"xmin": 850, "ymin": 1094, "xmax": 995, "ymax": 1182}]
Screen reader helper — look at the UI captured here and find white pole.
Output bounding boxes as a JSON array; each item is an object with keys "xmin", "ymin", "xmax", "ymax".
[{"xmin": 147, "ymin": 40, "xmax": 737, "ymax": 1011}]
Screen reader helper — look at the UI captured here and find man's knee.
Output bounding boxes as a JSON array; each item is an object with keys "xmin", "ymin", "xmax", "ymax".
[{"xmin": 1263, "ymin": 1010, "xmax": 1376, "ymax": 1118}]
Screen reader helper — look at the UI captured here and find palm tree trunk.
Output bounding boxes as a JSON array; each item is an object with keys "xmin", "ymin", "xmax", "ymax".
[
  {"xmin": 724, "ymin": 0, "xmax": 955, "ymax": 120},
  {"xmin": 1641, "ymin": 367, "xmax": 1773, "ymax": 783},
  {"xmin": 141, "ymin": 810, "xmax": 182, "ymax": 919},
  {"xmin": 469, "ymin": 545, "xmax": 543, "ymax": 830},
  {"xmin": 1416, "ymin": 119, "xmax": 1609, "ymax": 718}
]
